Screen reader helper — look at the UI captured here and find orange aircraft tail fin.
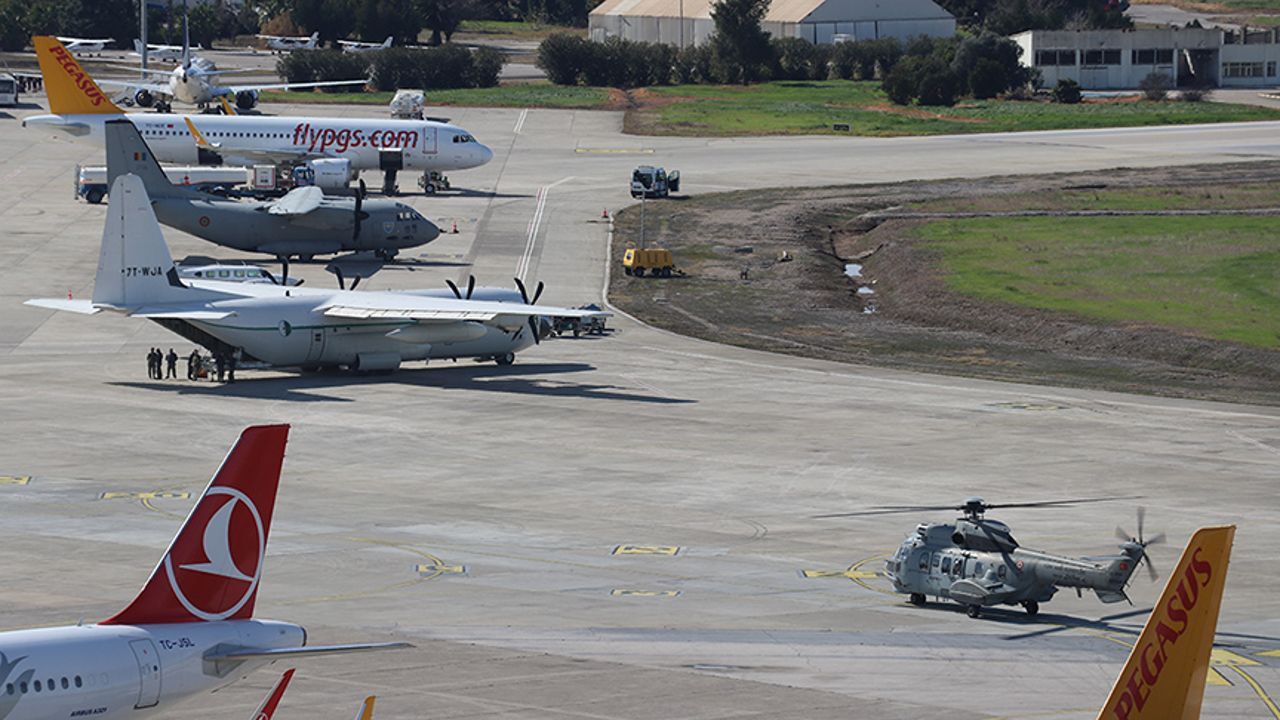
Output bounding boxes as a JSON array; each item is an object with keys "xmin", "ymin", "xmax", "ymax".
[
  {"xmin": 33, "ymin": 36, "xmax": 124, "ymax": 115},
  {"xmin": 1096, "ymin": 525, "xmax": 1235, "ymax": 720}
]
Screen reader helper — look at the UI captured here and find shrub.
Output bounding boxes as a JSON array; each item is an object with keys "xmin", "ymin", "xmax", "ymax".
[
  {"xmin": 1139, "ymin": 71, "xmax": 1172, "ymax": 101},
  {"xmin": 1052, "ymin": 78, "xmax": 1082, "ymax": 104},
  {"xmin": 539, "ymin": 35, "xmax": 676, "ymax": 87},
  {"xmin": 277, "ymin": 49, "xmax": 371, "ymax": 89},
  {"xmin": 915, "ymin": 57, "xmax": 960, "ymax": 106},
  {"xmin": 882, "ymin": 55, "xmax": 924, "ymax": 105},
  {"xmin": 537, "ymin": 32, "xmax": 591, "ymax": 85},
  {"xmin": 772, "ymin": 37, "xmax": 819, "ymax": 81},
  {"xmin": 1181, "ymin": 85, "xmax": 1212, "ymax": 102},
  {"xmin": 967, "ymin": 57, "xmax": 1006, "ymax": 99},
  {"xmin": 675, "ymin": 43, "xmax": 714, "ymax": 84},
  {"xmin": 359, "ymin": 46, "xmax": 506, "ymax": 91},
  {"xmin": 470, "ymin": 47, "xmax": 504, "ymax": 88}
]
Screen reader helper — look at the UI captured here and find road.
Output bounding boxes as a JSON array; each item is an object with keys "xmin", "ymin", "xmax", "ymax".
[{"xmin": 2, "ymin": 98, "xmax": 1279, "ymax": 719}]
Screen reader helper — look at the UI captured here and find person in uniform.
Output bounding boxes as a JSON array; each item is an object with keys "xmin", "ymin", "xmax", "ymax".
[
  {"xmin": 165, "ymin": 349, "xmax": 178, "ymax": 379},
  {"xmin": 187, "ymin": 349, "xmax": 201, "ymax": 380},
  {"xmin": 214, "ymin": 353, "xmax": 225, "ymax": 383}
]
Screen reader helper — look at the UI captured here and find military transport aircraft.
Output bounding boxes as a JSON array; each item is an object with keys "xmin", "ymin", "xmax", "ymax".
[
  {"xmin": 27, "ymin": 175, "xmax": 603, "ymax": 373},
  {"xmin": 24, "ymin": 37, "xmax": 491, "ymax": 192},
  {"xmin": 105, "ymin": 120, "xmax": 439, "ymax": 265},
  {"xmin": 0, "ymin": 424, "xmax": 409, "ymax": 720}
]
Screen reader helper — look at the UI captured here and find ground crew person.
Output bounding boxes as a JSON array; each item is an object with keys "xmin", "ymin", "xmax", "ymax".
[
  {"xmin": 187, "ymin": 349, "xmax": 201, "ymax": 380},
  {"xmin": 147, "ymin": 348, "xmax": 161, "ymax": 379},
  {"xmin": 227, "ymin": 349, "xmax": 239, "ymax": 383},
  {"xmin": 165, "ymin": 348, "xmax": 178, "ymax": 379},
  {"xmin": 214, "ymin": 353, "xmax": 226, "ymax": 383}
]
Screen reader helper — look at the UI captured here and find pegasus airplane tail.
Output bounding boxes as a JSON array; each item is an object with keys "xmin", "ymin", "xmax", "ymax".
[
  {"xmin": 1095, "ymin": 525, "xmax": 1235, "ymax": 720},
  {"xmin": 34, "ymin": 35, "xmax": 124, "ymax": 115},
  {"xmin": 103, "ymin": 424, "xmax": 289, "ymax": 624}
]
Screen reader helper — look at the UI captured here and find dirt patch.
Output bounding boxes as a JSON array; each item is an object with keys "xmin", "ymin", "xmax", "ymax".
[
  {"xmin": 864, "ymin": 103, "xmax": 990, "ymax": 123},
  {"xmin": 608, "ymin": 162, "xmax": 1280, "ymax": 406}
]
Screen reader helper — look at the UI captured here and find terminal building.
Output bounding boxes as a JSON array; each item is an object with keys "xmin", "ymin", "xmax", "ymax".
[
  {"xmin": 1013, "ymin": 27, "xmax": 1280, "ymax": 89},
  {"xmin": 588, "ymin": 0, "xmax": 954, "ymax": 47}
]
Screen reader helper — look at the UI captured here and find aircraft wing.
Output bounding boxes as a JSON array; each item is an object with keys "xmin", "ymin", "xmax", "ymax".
[
  {"xmin": 267, "ymin": 186, "xmax": 325, "ymax": 216},
  {"xmin": 205, "ymin": 641, "xmax": 412, "ymax": 661},
  {"xmin": 227, "ymin": 79, "xmax": 368, "ymax": 93},
  {"xmin": 95, "ymin": 78, "xmax": 171, "ymax": 97},
  {"xmin": 320, "ymin": 293, "xmax": 610, "ymax": 325}
]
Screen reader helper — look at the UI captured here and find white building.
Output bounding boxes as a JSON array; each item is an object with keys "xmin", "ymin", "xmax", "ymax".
[
  {"xmin": 589, "ymin": 0, "xmax": 954, "ymax": 47},
  {"xmin": 1013, "ymin": 27, "xmax": 1280, "ymax": 89}
]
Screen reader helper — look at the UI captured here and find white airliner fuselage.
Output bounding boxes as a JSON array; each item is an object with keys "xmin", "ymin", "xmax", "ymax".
[{"xmin": 0, "ymin": 621, "xmax": 302, "ymax": 720}]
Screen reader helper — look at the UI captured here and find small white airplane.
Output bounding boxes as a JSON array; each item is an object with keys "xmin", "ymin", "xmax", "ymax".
[
  {"xmin": 132, "ymin": 38, "xmax": 188, "ymax": 64},
  {"xmin": 25, "ymin": 37, "xmax": 491, "ymax": 189},
  {"xmin": 27, "ymin": 174, "xmax": 605, "ymax": 373},
  {"xmin": 258, "ymin": 31, "xmax": 322, "ymax": 52},
  {"xmin": 56, "ymin": 36, "xmax": 113, "ymax": 54},
  {"xmin": 340, "ymin": 36, "xmax": 393, "ymax": 53},
  {"xmin": 250, "ymin": 669, "xmax": 377, "ymax": 720},
  {"xmin": 0, "ymin": 424, "xmax": 410, "ymax": 720}
]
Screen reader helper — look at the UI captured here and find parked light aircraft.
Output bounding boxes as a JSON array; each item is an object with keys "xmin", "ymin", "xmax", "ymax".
[
  {"xmin": 27, "ymin": 175, "xmax": 603, "ymax": 371},
  {"xmin": 258, "ymin": 32, "xmax": 322, "ymax": 52},
  {"xmin": 57, "ymin": 36, "xmax": 112, "ymax": 54},
  {"xmin": 106, "ymin": 119, "xmax": 439, "ymax": 263},
  {"xmin": 0, "ymin": 424, "xmax": 409, "ymax": 720},
  {"xmin": 250, "ymin": 669, "xmax": 377, "ymax": 720},
  {"xmin": 340, "ymin": 37, "xmax": 393, "ymax": 53},
  {"xmin": 132, "ymin": 38, "xmax": 187, "ymax": 64},
  {"xmin": 25, "ymin": 37, "xmax": 492, "ymax": 190}
]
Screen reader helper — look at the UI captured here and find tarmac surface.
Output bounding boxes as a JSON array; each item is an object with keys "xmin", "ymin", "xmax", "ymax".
[{"xmin": 2, "ymin": 96, "xmax": 1280, "ymax": 719}]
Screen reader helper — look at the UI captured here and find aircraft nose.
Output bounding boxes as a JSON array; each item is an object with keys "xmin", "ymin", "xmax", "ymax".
[{"xmin": 476, "ymin": 143, "xmax": 493, "ymax": 166}]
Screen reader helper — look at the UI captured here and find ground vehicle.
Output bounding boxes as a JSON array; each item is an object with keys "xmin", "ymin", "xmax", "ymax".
[
  {"xmin": 631, "ymin": 166, "xmax": 679, "ymax": 198},
  {"xmin": 0, "ymin": 73, "xmax": 17, "ymax": 107},
  {"xmin": 418, "ymin": 170, "xmax": 451, "ymax": 194},
  {"xmin": 554, "ymin": 304, "xmax": 610, "ymax": 337},
  {"xmin": 77, "ymin": 163, "xmax": 278, "ymax": 203},
  {"xmin": 623, "ymin": 247, "xmax": 676, "ymax": 278},
  {"xmin": 390, "ymin": 89, "xmax": 425, "ymax": 119}
]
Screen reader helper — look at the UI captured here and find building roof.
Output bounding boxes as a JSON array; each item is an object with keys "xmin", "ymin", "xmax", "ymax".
[{"xmin": 590, "ymin": 0, "xmax": 952, "ymax": 24}]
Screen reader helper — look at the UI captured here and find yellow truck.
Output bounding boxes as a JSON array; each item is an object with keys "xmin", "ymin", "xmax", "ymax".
[{"xmin": 622, "ymin": 248, "xmax": 675, "ymax": 278}]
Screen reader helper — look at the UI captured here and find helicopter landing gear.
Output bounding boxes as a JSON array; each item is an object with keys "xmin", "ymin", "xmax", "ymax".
[
  {"xmin": 966, "ymin": 605, "xmax": 981, "ymax": 619},
  {"xmin": 495, "ymin": 352, "xmax": 515, "ymax": 366},
  {"xmin": 908, "ymin": 593, "xmax": 926, "ymax": 606},
  {"xmin": 1022, "ymin": 601, "xmax": 1039, "ymax": 617}
]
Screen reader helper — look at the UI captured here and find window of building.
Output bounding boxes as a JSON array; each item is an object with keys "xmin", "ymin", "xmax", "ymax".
[
  {"xmin": 1036, "ymin": 49, "xmax": 1076, "ymax": 66},
  {"xmin": 1270, "ymin": 61, "xmax": 1278, "ymax": 77},
  {"xmin": 1224, "ymin": 62, "xmax": 1266, "ymax": 78},
  {"xmin": 1083, "ymin": 49, "xmax": 1121, "ymax": 66},
  {"xmin": 1132, "ymin": 48, "xmax": 1172, "ymax": 65},
  {"xmin": 1158, "ymin": 49, "xmax": 1174, "ymax": 63}
]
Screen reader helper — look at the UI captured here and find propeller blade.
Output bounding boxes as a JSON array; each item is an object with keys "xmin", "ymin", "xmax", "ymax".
[
  {"xmin": 445, "ymin": 279, "xmax": 462, "ymax": 299},
  {"xmin": 1136, "ymin": 506, "xmax": 1146, "ymax": 543},
  {"xmin": 514, "ymin": 277, "xmax": 529, "ymax": 304},
  {"xmin": 465, "ymin": 274, "xmax": 475, "ymax": 300},
  {"xmin": 352, "ymin": 189, "xmax": 363, "ymax": 240},
  {"xmin": 1145, "ymin": 532, "xmax": 1166, "ymax": 547},
  {"xmin": 1144, "ymin": 556, "xmax": 1158, "ymax": 583},
  {"xmin": 531, "ymin": 280, "xmax": 544, "ymax": 305},
  {"xmin": 527, "ymin": 316, "xmax": 540, "ymax": 345},
  {"xmin": 334, "ymin": 267, "xmax": 346, "ymax": 290},
  {"xmin": 260, "ymin": 268, "xmax": 281, "ymax": 286},
  {"xmin": 358, "ymin": 178, "xmax": 367, "ymax": 199},
  {"xmin": 1116, "ymin": 526, "xmax": 1132, "ymax": 542}
]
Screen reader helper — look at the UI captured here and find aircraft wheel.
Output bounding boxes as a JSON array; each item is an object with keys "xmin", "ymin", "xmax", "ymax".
[
  {"xmin": 1022, "ymin": 601, "xmax": 1039, "ymax": 617},
  {"xmin": 908, "ymin": 593, "xmax": 925, "ymax": 606},
  {"xmin": 495, "ymin": 353, "xmax": 515, "ymax": 366},
  {"xmin": 966, "ymin": 605, "xmax": 981, "ymax": 619},
  {"xmin": 85, "ymin": 188, "xmax": 106, "ymax": 204}
]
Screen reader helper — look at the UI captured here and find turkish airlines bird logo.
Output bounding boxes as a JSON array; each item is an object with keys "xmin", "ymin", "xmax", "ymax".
[{"xmin": 163, "ymin": 487, "xmax": 264, "ymax": 621}]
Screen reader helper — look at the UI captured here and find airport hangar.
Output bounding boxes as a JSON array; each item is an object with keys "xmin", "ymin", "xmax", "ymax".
[
  {"xmin": 588, "ymin": 0, "xmax": 954, "ymax": 47},
  {"xmin": 1014, "ymin": 27, "xmax": 1280, "ymax": 89}
]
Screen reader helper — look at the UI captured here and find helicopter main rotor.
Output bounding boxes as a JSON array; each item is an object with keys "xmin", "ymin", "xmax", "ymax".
[{"xmin": 813, "ymin": 494, "xmax": 1142, "ymax": 520}]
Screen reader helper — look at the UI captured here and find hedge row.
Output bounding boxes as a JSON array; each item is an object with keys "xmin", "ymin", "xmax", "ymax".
[{"xmin": 277, "ymin": 46, "xmax": 504, "ymax": 91}]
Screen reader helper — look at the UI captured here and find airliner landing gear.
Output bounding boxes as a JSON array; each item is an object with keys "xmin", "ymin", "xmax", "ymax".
[
  {"xmin": 1022, "ymin": 601, "xmax": 1039, "ymax": 617},
  {"xmin": 155, "ymin": 101, "xmax": 172, "ymax": 113},
  {"xmin": 382, "ymin": 169, "xmax": 398, "ymax": 196},
  {"xmin": 495, "ymin": 353, "xmax": 515, "ymax": 366}
]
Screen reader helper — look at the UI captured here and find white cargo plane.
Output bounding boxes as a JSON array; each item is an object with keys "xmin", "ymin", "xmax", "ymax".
[
  {"xmin": 24, "ymin": 37, "xmax": 491, "ymax": 190},
  {"xmin": 56, "ymin": 36, "xmax": 113, "ymax": 54},
  {"xmin": 340, "ymin": 36, "xmax": 393, "ymax": 53},
  {"xmin": 0, "ymin": 424, "xmax": 409, "ymax": 720},
  {"xmin": 27, "ymin": 175, "xmax": 603, "ymax": 372},
  {"xmin": 258, "ymin": 31, "xmax": 322, "ymax": 52}
]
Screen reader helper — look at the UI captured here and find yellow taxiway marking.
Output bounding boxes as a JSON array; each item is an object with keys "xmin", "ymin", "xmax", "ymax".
[
  {"xmin": 1207, "ymin": 667, "xmax": 1234, "ymax": 686},
  {"xmin": 610, "ymin": 589, "xmax": 680, "ymax": 598},
  {"xmin": 1214, "ymin": 648, "xmax": 1263, "ymax": 667},
  {"xmin": 415, "ymin": 561, "xmax": 466, "ymax": 579},
  {"xmin": 613, "ymin": 545, "xmax": 681, "ymax": 556},
  {"xmin": 1230, "ymin": 666, "xmax": 1280, "ymax": 719},
  {"xmin": 802, "ymin": 555, "xmax": 896, "ymax": 597},
  {"xmin": 0, "ymin": 476, "xmax": 31, "ymax": 485},
  {"xmin": 100, "ymin": 490, "xmax": 191, "ymax": 516},
  {"xmin": 1259, "ymin": 650, "xmax": 1280, "ymax": 658}
]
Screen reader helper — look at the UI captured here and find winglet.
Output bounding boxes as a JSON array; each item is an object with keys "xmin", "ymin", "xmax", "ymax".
[
  {"xmin": 217, "ymin": 96, "xmax": 237, "ymax": 116},
  {"xmin": 33, "ymin": 36, "xmax": 124, "ymax": 115},
  {"xmin": 249, "ymin": 669, "xmax": 295, "ymax": 720},
  {"xmin": 1095, "ymin": 525, "xmax": 1235, "ymax": 720},
  {"xmin": 102, "ymin": 425, "xmax": 290, "ymax": 625},
  {"xmin": 354, "ymin": 696, "xmax": 376, "ymax": 720},
  {"xmin": 184, "ymin": 116, "xmax": 219, "ymax": 149}
]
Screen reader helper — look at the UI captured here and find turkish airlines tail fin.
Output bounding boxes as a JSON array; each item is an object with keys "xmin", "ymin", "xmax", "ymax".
[
  {"xmin": 102, "ymin": 425, "xmax": 290, "ymax": 625},
  {"xmin": 251, "ymin": 669, "xmax": 295, "ymax": 720},
  {"xmin": 1095, "ymin": 525, "xmax": 1235, "ymax": 720},
  {"xmin": 33, "ymin": 36, "xmax": 124, "ymax": 115}
]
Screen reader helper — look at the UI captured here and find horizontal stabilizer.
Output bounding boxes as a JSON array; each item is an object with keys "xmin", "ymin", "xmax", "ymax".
[
  {"xmin": 129, "ymin": 307, "xmax": 235, "ymax": 320},
  {"xmin": 205, "ymin": 641, "xmax": 413, "ymax": 662},
  {"xmin": 268, "ymin": 186, "xmax": 325, "ymax": 216},
  {"xmin": 24, "ymin": 298, "xmax": 101, "ymax": 315}
]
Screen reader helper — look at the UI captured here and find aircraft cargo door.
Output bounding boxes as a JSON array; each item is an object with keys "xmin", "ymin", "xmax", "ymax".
[{"xmin": 128, "ymin": 639, "xmax": 161, "ymax": 708}]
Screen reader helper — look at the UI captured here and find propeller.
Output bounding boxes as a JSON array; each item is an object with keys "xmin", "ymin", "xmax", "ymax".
[
  {"xmin": 445, "ymin": 274, "xmax": 475, "ymax": 300},
  {"xmin": 813, "ymin": 495, "xmax": 1142, "ymax": 520},
  {"xmin": 1116, "ymin": 506, "xmax": 1165, "ymax": 582},
  {"xmin": 514, "ymin": 277, "xmax": 546, "ymax": 344},
  {"xmin": 352, "ymin": 179, "xmax": 368, "ymax": 240}
]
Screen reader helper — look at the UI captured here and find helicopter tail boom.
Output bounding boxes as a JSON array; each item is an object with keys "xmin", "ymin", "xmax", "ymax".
[{"xmin": 1095, "ymin": 525, "xmax": 1234, "ymax": 720}]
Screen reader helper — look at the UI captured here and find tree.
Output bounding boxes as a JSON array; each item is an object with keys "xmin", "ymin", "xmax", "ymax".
[
  {"xmin": 292, "ymin": 0, "xmax": 357, "ymax": 46},
  {"xmin": 187, "ymin": 3, "xmax": 223, "ymax": 49},
  {"xmin": 967, "ymin": 58, "xmax": 1006, "ymax": 99},
  {"xmin": 417, "ymin": 0, "xmax": 475, "ymax": 44},
  {"xmin": 0, "ymin": 0, "xmax": 29, "ymax": 51},
  {"xmin": 709, "ymin": 0, "xmax": 772, "ymax": 84},
  {"xmin": 355, "ymin": 0, "xmax": 423, "ymax": 45}
]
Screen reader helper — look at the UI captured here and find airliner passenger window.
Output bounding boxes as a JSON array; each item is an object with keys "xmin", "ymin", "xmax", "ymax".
[
  {"xmin": 5, "ymin": 684, "xmax": 12, "ymax": 695},
  {"xmin": 74, "ymin": 676, "xmax": 82, "ymax": 688},
  {"xmin": 33, "ymin": 681, "xmax": 40, "ymax": 692},
  {"xmin": 61, "ymin": 678, "xmax": 68, "ymax": 689}
]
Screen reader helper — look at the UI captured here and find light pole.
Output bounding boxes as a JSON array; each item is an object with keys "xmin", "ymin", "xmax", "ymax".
[
  {"xmin": 679, "ymin": 0, "xmax": 684, "ymax": 49},
  {"xmin": 140, "ymin": 0, "xmax": 148, "ymax": 72}
]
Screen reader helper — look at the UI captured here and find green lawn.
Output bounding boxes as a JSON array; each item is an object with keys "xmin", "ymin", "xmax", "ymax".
[
  {"xmin": 259, "ymin": 85, "xmax": 614, "ymax": 109},
  {"xmin": 630, "ymin": 80, "xmax": 1280, "ymax": 136},
  {"xmin": 909, "ymin": 183, "xmax": 1280, "ymax": 213},
  {"xmin": 914, "ymin": 215, "xmax": 1280, "ymax": 347},
  {"xmin": 453, "ymin": 20, "xmax": 585, "ymax": 39}
]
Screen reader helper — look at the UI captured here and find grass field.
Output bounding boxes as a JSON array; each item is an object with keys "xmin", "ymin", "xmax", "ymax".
[
  {"xmin": 909, "ymin": 183, "xmax": 1280, "ymax": 213},
  {"xmin": 453, "ymin": 20, "xmax": 585, "ymax": 39},
  {"xmin": 628, "ymin": 81, "xmax": 1280, "ymax": 136},
  {"xmin": 260, "ymin": 85, "xmax": 614, "ymax": 109},
  {"xmin": 914, "ymin": 215, "xmax": 1280, "ymax": 347}
]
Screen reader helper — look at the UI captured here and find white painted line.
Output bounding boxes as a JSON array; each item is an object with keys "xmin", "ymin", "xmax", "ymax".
[
  {"xmin": 513, "ymin": 108, "xmax": 529, "ymax": 135},
  {"xmin": 516, "ymin": 177, "xmax": 573, "ymax": 281}
]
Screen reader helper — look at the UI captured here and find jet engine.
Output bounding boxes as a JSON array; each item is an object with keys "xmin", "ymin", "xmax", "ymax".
[
  {"xmin": 306, "ymin": 158, "xmax": 354, "ymax": 192},
  {"xmin": 235, "ymin": 89, "xmax": 258, "ymax": 110},
  {"xmin": 134, "ymin": 90, "xmax": 154, "ymax": 107}
]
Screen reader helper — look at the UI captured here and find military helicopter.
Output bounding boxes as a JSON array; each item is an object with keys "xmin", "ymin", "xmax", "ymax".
[{"xmin": 817, "ymin": 496, "xmax": 1162, "ymax": 618}]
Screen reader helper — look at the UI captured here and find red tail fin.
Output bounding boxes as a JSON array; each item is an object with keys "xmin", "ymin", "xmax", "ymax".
[
  {"xmin": 251, "ymin": 669, "xmax": 295, "ymax": 720},
  {"xmin": 103, "ymin": 425, "xmax": 290, "ymax": 625}
]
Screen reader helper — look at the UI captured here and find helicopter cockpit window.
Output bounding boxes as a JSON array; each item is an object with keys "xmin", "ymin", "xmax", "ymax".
[
  {"xmin": 940, "ymin": 557, "xmax": 951, "ymax": 573},
  {"xmin": 918, "ymin": 552, "xmax": 929, "ymax": 571},
  {"xmin": 998, "ymin": 564, "xmax": 1007, "ymax": 579},
  {"xmin": 931, "ymin": 555, "xmax": 940, "ymax": 569}
]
